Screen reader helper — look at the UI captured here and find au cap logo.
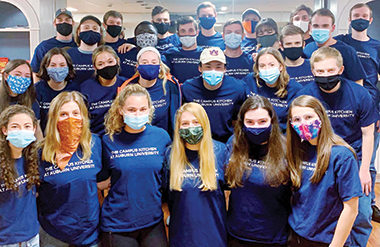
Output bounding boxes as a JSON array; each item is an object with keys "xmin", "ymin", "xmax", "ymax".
[
  {"xmin": 209, "ymin": 49, "xmax": 219, "ymax": 56},
  {"xmin": 61, "ymin": 8, "xmax": 67, "ymax": 12}
]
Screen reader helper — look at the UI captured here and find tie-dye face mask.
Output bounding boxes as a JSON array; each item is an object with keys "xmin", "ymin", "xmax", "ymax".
[{"xmin": 291, "ymin": 119, "xmax": 321, "ymax": 141}]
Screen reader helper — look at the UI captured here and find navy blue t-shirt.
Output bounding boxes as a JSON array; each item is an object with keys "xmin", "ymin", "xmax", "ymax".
[
  {"xmin": 197, "ymin": 32, "xmax": 225, "ymax": 50},
  {"xmin": 304, "ymin": 36, "xmax": 314, "ymax": 45},
  {"xmin": 80, "ymin": 76, "xmax": 126, "ymax": 136},
  {"xmin": 35, "ymin": 80, "xmax": 79, "ymax": 132},
  {"xmin": 126, "ymin": 37, "xmax": 136, "ymax": 45},
  {"xmin": 243, "ymin": 74, "xmax": 303, "ymax": 131},
  {"xmin": 241, "ymin": 37, "xmax": 257, "ymax": 53},
  {"xmin": 335, "ymin": 34, "xmax": 380, "ymax": 106},
  {"xmin": 166, "ymin": 140, "xmax": 228, "ymax": 247},
  {"xmin": 299, "ymin": 77, "xmax": 378, "ymax": 160},
  {"xmin": 99, "ymin": 125, "xmax": 171, "ymax": 232},
  {"xmin": 31, "ymin": 37, "xmax": 77, "ymax": 73},
  {"xmin": 226, "ymin": 137, "xmax": 291, "ymax": 244},
  {"xmin": 163, "ymin": 46, "xmax": 203, "ymax": 83},
  {"xmin": 118, "ymin": 47, "xmax": 138, "ymax": 79},
  {"xmin": 182, "ymin": 75, "xmax": 246, "ymax": 143},
  {"xmin": 156, "ymin": 34, "xmax": 181, "ymax": 53},
  {"xmin": 288, "ymin": 143, "xmax": 362, "ymax": 244},
  {"xmin": 225, "ymin": 52, "xmax": 254, "ymax": 79},
  {"xmin": 303, "ymin": 40, "xmax": 367, "ymax": 82},
  {"xmin": 0, "ymin": 157, "xmax": 39, "ymax": 244},
  {"xmin": 106, "ymin": 38, "xmax": 128, "ymax": 52},
  {"xmin": 66, "ymin": 47, "xmax": 95, "ymax": 84},
  {"xmin": 286, "ymin": 59, "xmax": 315, "ymax": 86},
  {"xmin": 9, "ymin": 97, "xmax": 40, "ymax": 120},
  {"xmin": 38, "ymin": 135, "xmax": 102, "ymax": 246}
]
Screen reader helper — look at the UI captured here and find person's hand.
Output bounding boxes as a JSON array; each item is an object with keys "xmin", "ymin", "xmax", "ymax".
[
  {"xmin": 376, "ymin": 120, "xmax": 380, "ymax": 133},
  {"xmin": 118, "ymin": 43, "xmax": 136, "ymax": 54},
  {"xmin": 359, "ymin": 167, "xmax": 371, "ymax": 196}
]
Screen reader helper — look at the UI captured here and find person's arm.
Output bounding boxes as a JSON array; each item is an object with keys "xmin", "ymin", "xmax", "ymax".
[
  {"xmin": 360, "ymin": 123, "xmax": 374, "ymax": 195},
  {"xmin": 329, "ymin": 197, "xmax": 359, "ymax": 247},
  {"xmin": 117, "ymin": 43, "xmax": 136, "ymax": 54},
  {"xmin": 35, "ymin": 120, "xmax": 43, "ymax": 141},
  {"xmin": 355, "ymin": 79, "xmax": 363, "ymax": 86},
  {"xmin": 97, "ymin": 177, "xmax": 111, "ymax": 190}
]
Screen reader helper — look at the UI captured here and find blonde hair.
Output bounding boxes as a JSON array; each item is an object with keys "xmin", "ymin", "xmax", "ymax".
[
  {"xmin": 170, "ymin": 103, "xmax": 217, "ymax": 191},
  {"xmin": 92, "ymin": 45, "xmax": 120, "ymax": 67},
  {"xmin": 286, "ymin": 95, "xmax": 356, "ymax": 188},
  {"xmin": 41, "ymin": 91, "xmax": 92, "ymax": 164},
  {"xmin": 134, "ymin": 50, "xmax": 170, "ymax": 95},
  {"xmin": 104, "ymin": 84, "xmax": 154, "ymax": 140},
  {"xmin": 310, "ymin": 47, "xmax": 343, "ymax": 69},
  {"xmin": 253, "ymin": 47, "xmax": 290, "ymax": 98}
]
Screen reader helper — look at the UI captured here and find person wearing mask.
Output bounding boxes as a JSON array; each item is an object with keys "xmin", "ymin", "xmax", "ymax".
[
  {"xmin": 196, "ymin": 1, "xmax": 225, "ymax": 49},
  {"xmin": 287, "ymin": 95, "xmax": 361, "ymax": 247},
  {"xmin": 255, "ymin": 18, "xmax": 280, "ymax": 50},
  {"xmin": 36, "ymin": 47, "xmax": 78, "ymax": 133},
  {"xmin": 226, "ymin": 95, "xmax": 290, "ymax": 247},
  {"xmin": 181, "ymin": 47, "xmax": 246, "ymax": 143},
  {"xmin": 243, "ymin": 47, "xmax": 302, "ymax": 131},
  {"xmin": 223, "ymin": 19, "xmax": 254, "ymax": 80},
  {"xmin": 31, "ymin": 8, "xmax": 77, "ymax": 77},
  {"xmin": 98, "ymin": 84, "xmax": 171, "ymax": 247},
  {"xmin": 118, "ymin": 47, "xmax": 181, "ymax": 135},
  {"xmin": 299, "ymin": 47, "xmax": 378, "ymax": 247},
  {"xmin": 0, "ymin": 59, "xmax": 43, "ymax": 140},
  {"xmin": 38, "ymin": 91, "xmax": 102, "ymax": 246},
  {"xmin": 151, "ymin": 6, "xmax": 180, "ymax": 53},
  {"xmin": 279, "ymin": 24, "xmax": 314, "ymax": 86},
  {"xmin": 303, "ymin": 8, "xmax": 366, "ymax": 85},
  {"xmin": 103, "ymin": 10, "xmax": 127, "ymax": 51},
  {"xmin": 289, "ymin": 4, "xmax": 314, "ymax": 45},
  {"xmin": 0, "ymin": 105, "xmax": 40, "ymax": 247},
  {"xmin": 67, "ymin": 15, "xmax": 105, "ymax": 85},
  {"xmin": 163, "ymin": 16, "xmax": 203, "ymax": 84},
  {"xmin": 334, "ymin": 4, "xmax": 380, "ymax": 222},
  {"xmin": 165, "ymin": 102, "xmax": 228, "ymax": 247},
  {"xmin": 80, "ymin": 45, "xmax": 126, "ymax": 136},
  {"xmin": 241, "ymin": 8, "xmax": 261, "ymax": 53}
]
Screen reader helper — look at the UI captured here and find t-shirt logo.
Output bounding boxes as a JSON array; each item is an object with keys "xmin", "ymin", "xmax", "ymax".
[{"xmin": 209, "ymin": 50, "xmax": 219, "ymax": 56}]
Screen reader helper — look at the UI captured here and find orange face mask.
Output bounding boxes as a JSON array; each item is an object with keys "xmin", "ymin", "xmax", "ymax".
[
  {"xmin": 242, "ymin": 20, "xmax": 259, "ymax": 34},
  {"xmin": 56, "ymin": 117, "xmax": 83, "ymax": 170}
]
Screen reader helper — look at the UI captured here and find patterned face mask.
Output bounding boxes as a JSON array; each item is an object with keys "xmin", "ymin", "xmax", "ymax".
[
  {"xmin": 7, "ymin": 75, "xmax": 32, "ymax": 94},
  {"xmin": 291, "ymin": 119, "xmax": 321, "ymax": 141},
  {"xmin": 136, "ymin": 33, "xmax": 158, "ymax": 48}
]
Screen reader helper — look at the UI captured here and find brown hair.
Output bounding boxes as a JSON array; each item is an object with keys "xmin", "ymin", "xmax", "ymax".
[
  {"xmin": 279, "ymin": 24, "xmax": 304, "ymax": 43},
  {"xmin": 152, "ymin": 6, "xmax": 169, "ymax": 17},
  {"xmin": 103, "ymin": 10, "xmax": 124, "ymax": 23},
  {"xmin": 290, "ymin": 4, "xmax": 313, "ymax": 23},
  {"xmin": 177, "ymin": 16, "xmax": 198, "ymax": 33},
  {"xmin": 223, "ymin": 19, "xmax": 244, "ymax": 33},
  {"xmin": 253, "ymin": 47, "xmax": 290, "ymax": 98},
  {"xmin": 0, "ymin": 59, "xmax": 36, "ymax": 112},
  {"xmin": 226, "ymin": 95, "xmax": 289, "ymax": 188},
  {"xmin": 0, "ymin": 105, "xmax": 39, "ymax": 191},
  {"xmin": 349, "ymin": 3, "xmax": 372, "ymax": 19},
  {"xmin": 311, "ymin": 8, "xmax": 335, "ymax": 25},
  {"xmin": 286, "ymin": 95, "xmax": 356, "ymax": 188},
  {"xmin": 75, "ymin": 15, "xmax": 105, "ymax": 46},
  {"xmin": 38, "ymin": 47, "xmax": 75, "ymax": 82},
  {"xmin": 196, "ymin": 1, "xmax": 216, "ymax": 16}
]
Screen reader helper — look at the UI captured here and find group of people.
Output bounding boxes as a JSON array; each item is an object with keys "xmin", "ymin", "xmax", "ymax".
[{"xmin": 0, "ymin": 1, "xmax": 380, "ymax": 247}]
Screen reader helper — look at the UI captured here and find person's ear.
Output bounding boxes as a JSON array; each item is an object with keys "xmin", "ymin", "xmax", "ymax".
[
  {"xmin": 369, "ymin": 17, "xmax": 373, "ymax": 25},
  {"xmin": 331, "ymin": 24, "xmax": 336, "ymax": 33},
  {"xmin": 279, "ymin": 64, "xmax": 284, "ymax": 72},
  {"xmin": 338, "ymin": 65, "xmax": 344, "ymax": 75},
  {"xmin": 279, "ymin": 41, "xmax": 284, "ymax": 51},
  {"xmin": 198, "ymin": 65, "xmax": 203, "ymax": 73},
  {"xmin": 102, "ymin": 23, "xmax": 107, "ymax": 29},
  {"xmin": 2, "ymin": 126, "xmax": 7, "ymax": 136}
]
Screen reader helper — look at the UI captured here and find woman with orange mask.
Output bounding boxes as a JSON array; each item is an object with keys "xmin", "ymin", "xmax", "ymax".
[{"xmin": 38, "ymin": 91, "xmax": 102, "ymax": 247}]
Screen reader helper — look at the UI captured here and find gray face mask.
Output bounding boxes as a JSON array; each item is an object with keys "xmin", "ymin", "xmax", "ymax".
[
  {"xmin": 179, "ymin": 126, "xmax": 203, "ymax": 145},
  {"xmin": 257, "ymin": 33, "xmax": 278, "ymax": 47},
  {"xmin": 136, "ymin": 33, "xmax": 158, "ymax": 48}
]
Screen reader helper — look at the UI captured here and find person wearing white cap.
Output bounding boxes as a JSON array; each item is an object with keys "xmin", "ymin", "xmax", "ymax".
[
  {"xmin": 117, "ymin": 47, "xmax": 181, "ymax": 135},
  {"xmin": 241, "ymin": 8, "xmax": 261, "ymax": 53},
  {"xmin": 31, "ymin": 8, "xmax": 77, "ymax": 78},
  {"xmin": 181, "ymin": 47, "xmax": 246, "ymax": 143}
]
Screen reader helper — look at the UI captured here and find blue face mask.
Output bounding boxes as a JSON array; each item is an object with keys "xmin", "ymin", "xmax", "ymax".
[
  {"xmin": 259, "ymin": 67, "xmax": 281, "ymax": 85},
  {"xmin": 6, "ymin": 130, "xmax": 36, "ymax": 148},
  {"xmin": 351, "ymin": 19, "xmax": 370, "ymax": 32},
  {"xmin": 202, "ymin": 70, "xmax": 224, "ymax": 86},
  {"xmin": 7, "ymin": 75, "xmax": 32, "ymax": 94},
  {"xmin": 79, "ymin": 30, "xmax": 101, "ymax": 45},
  {"xmin": 47, "ymin": 66, "xmax": 69, "ymax": 82},
  {"xmin": 137, "ymin": 64, "xmax": 160, "ymax": 81},
  {"xmin": 243, "ymin": 124, "xmax": 272, "ymax": 145},
  {"xmin": 123, "ymin": 113, "xmax": 149, "ymax": 130},
  {"xmin": 311, "ymin": 28, "xmax": 330, "ymax": 44},
  {"xmin": 224, "ymin": 33, "xmax": 243, "ymax": 49},
  {"xmin": 199, "ymin": 17, "xmax": 216, "ymax": 30}
]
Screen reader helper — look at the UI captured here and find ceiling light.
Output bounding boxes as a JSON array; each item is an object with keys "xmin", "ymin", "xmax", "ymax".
[
  {"xmin": 66, "ymin": 7, "xmax": 78, "ymax": 12},
  {"xmin": 221, "ymin": 6, "xmax": 227, "ymax": 11}
]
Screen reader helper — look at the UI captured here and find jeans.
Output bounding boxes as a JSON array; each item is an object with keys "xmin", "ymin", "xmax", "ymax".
[
  {"xmin": 39, "ymin": 227, "xmax": 98, "ymax": 247},
  {"xmin": 0, "ymin": 234, "xmax": 39, "ymax": 247},
  {"xmin": 370, "ymin": 130, "xmax": 379, "ymax": 205}
]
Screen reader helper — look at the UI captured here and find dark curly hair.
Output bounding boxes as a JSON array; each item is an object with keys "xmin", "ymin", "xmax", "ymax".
[{"xmin": 0, "ymin": 105, "xmax": 40, "ymax": 192}]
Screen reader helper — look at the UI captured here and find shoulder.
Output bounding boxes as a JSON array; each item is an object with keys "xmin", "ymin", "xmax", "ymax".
[
  {"xmin": 163, "ymin": 46, "xmax": 179, "ymax": 56},
  {"xmin": 80, "ymin": 77, "xmax": 98, "ymax": 90},
  {"xmin": 35, "ymin": 80, "xmax": 47, "ymax": 90},
  {"xmin": 182, "ymin": 76, "xmax": 201, "ymax": 88},
  {"xmin": 147, "ymin": 125, "xmax": 171, "ymax": 139},
  {"xmin": 330, "ymin": 145, "xmax": 356, "ymax": 162},
  {"xmin": 334, "ymin": 40, "xmax": 357, "ymax": 54},
  {"xmin": 242, "ymin": 72, "xmax": 255, "ymax": 82},
  {"xmin": 287, "ymin": 78, "xmax": 303, "ymax": 90},
  {"xmin": 334, "ymin": 34, "xmax": 348, "ymax": 41},
  {"xmin": 91, "ymin": 134, "xmax": 102, "ymax": 147}
]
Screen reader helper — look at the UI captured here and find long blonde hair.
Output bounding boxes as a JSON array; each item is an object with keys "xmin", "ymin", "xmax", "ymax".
[
  {"xmin": 286, "ymin": 95, "xmax": 356, "ymax": 188},
  {"xmin": 41, "ymin": 91, "xmax": 92, "ymax": 164},
  {"xmin": 170, "ymin": 103, "xmax": 217, "ymax": 191},
  {"xmin": 253, "ymin": 47, "xmax": 290, "ymax": 98},
  {"xmin": 104, "ymin": 84, "xmax": 154, "ymax": 141}
]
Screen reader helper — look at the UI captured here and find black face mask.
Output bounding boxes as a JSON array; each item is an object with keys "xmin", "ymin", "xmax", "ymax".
[
  {"xmin": 315, "ymin": 75, "xmax": 340, "ymax": 91},
  {"xmin": 97, "ymin": 64, "xmax": 119, "ymax": 80},
  {"xmin": 282, "ymin": 46, "xmax": 304, "ymax": 61},
  {"xmin": 153, "ymin": 22, "xmax": 170, "ymax": 35},
  {"xmin": 56, "ymin": 23, "xmax": 73, "ymax": 36},
  {"xmin": 107, "ymin": 25, "xmax": 122, "ymax": 38}
]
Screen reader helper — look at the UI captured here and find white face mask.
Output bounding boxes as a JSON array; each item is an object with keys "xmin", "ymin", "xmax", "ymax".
[
  {"xmin": 179, "ymin": 35, "xmax": 197, "ymax": 48},
  {"xmin": 293, "ymin": 20, "xmax": 309, "ymax": 33}
]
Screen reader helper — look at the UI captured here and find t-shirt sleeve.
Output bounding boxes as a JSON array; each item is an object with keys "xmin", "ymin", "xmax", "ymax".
[
  {"xmin": 343, "ymin": 46, "xmax": 367, "ymax": 82},
  {"xmin": 32, "ymin": 100, "xmax": 40, "ymax": 120},
  {"xmin": 358, "ymin": 89, "xmax": 379, "ymax": 127},
  {"xmin": 97, "ymin": 138, "xmax": 112, "ymax": 182},
  {"xmin": 334, "ymin": 147, "xmax": 362, "ymax": 202},
  {"xmin": 30, "ymin": 44, "xmax": 44, "ymax": 73}
]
